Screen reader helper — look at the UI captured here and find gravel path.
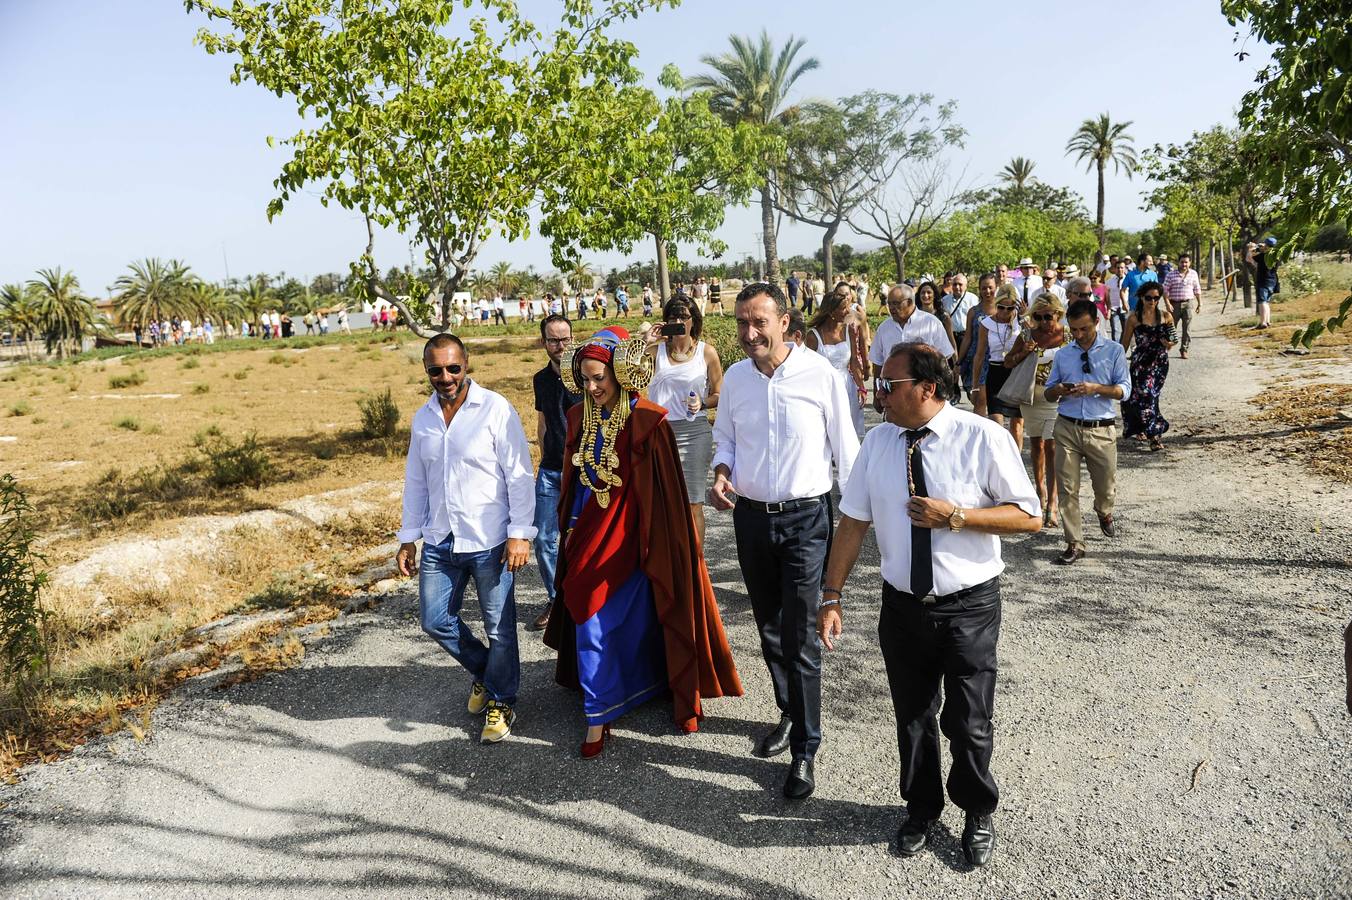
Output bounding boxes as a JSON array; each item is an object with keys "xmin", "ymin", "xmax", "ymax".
[{"xmin": 3, "ymin": 302, "xmax": 1349, "ymax": 898}]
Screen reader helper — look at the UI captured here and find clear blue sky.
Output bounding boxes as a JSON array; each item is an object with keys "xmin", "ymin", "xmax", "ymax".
[{"xmin": 1, "ymin": 0, "xmax": 1268, "ymax": 293}]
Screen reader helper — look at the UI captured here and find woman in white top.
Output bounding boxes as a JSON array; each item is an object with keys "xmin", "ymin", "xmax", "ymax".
[
  {"xmin": 644, "ymin": 295, "xmax": 723, "ymax": 543},
  {"xmin": 973, "ymin": 282, "xmax": 1025, "ymax": 449},
  {"xmin": 805, "ymin": 285, "xmax": 868, "ymax": 439},
  {"xmin": 1002, "ymin": 295, "xmax": 1069, "ymax": 526}
]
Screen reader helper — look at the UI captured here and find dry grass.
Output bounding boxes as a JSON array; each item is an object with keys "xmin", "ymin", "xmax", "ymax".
[
  {"xmin": 1220, "ymin": 256, "xmax": 1352, "ymax": 358},
  {"xmin": 1249, "ymin": 383, "xmax": 1352, "ymax": 484},
  {"xmin": 0, "ymin": 325, "xmax": 621, "ymax": 778}
]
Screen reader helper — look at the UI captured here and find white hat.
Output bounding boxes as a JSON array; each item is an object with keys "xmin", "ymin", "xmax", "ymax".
[
  {"xmin": 1017, "ymin": 257, "xmax": 1035, "ymax": 268},
  {"xmin": 1063, "ymin": 264, "xmax": 1080, "ymax": 276}
]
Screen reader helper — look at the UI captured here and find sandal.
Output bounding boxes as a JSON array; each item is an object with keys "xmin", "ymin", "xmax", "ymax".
[{"xmin": 1149, "ymin": 438, "xmax": 1164, "ymax": 452}]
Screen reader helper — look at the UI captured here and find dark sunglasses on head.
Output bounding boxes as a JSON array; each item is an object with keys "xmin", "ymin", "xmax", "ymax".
[{"xmin": 425, "ymin": 364, "xmax": 463, "ymax": 377}]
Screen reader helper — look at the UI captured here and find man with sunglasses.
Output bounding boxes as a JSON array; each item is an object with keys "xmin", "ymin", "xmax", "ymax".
[
  {"xmin": 528, "ymin": 315, "xmax": 581, "ymax": 631},
  {"xmin": 396, "ymin": 333, "xmax": 537, "ymax": 743},
  {"xmin": 819, "ymin": 342, "xmax": 1040, "ymax": 866},
  {"xmin": 1044, "ymin": 299, "xmax": 1132, "ymax": 565}
]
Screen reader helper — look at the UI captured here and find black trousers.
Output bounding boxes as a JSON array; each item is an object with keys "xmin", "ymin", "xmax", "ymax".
[
  {"xmin": 879, "ymin": 578, "xmax": 1001, "ymax": 818},
  {"xmin": 733, "ymin": 498, "xmax": 832, "ymax": 759}
]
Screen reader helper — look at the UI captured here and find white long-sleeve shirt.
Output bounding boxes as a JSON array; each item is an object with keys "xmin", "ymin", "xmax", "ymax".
[
  {"xmin": 712, "ymin": 346, "xmax": 859, "ymax": 503},
  {"xmin": 398, "ymin": 381, "xmax": 537, "ymax": 550}
]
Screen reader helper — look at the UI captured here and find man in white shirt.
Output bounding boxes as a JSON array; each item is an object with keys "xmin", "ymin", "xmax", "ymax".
[
  {"xmin": 819, "ymin": 341, "xmax": 1040, "ymax": 867},
  {"xmin": 869, "ymin": 285, "xmax": 956, "ymax": 411},
  {"xmin": 1103, "ymin": 259, "xmax": 1130, "ymax": 341},
  {"xmin": 1032, "ymin": 268, "xmax": 1067, "ymax": 304},
  {"xmin": 941, "ymin": 272, "xmax": 977, "ymax": 344},
  {"xmin": 395, "ymin": 334, "xmax": 537, "ymax": 744},
  {"xmin": 1010, "ymin": 258, "xmax": 1042, "ymax": 311},
  {"xmin": 709, "ymin": 281, "xmax": 859, "ymax": 801}
]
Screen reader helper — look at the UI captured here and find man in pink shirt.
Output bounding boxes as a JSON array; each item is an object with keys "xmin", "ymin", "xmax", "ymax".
[{"xmin": 1163, "ymin": 253, "xmax": 1203, "ymax": 359}]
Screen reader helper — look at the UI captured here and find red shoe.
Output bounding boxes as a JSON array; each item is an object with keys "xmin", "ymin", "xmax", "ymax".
[{"xmin": 580, "ymin": 724, "xmax": 611, "ymax": 759}]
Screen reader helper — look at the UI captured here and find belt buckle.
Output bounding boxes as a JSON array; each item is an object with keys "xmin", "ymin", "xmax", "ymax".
[
  {"xmin": 765, "ymin": 501, "xmax": 786, "ymax": 514},
  {"xmin": 920, "ymin": 593, "xmax": 937, "ymax": 605}
]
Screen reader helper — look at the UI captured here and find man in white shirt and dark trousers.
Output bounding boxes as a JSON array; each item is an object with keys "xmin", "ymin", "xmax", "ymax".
[
  {"xmin": 709, "ymin": 282, "xmax": 860, "ymax": 801},
  {"xmin": 819, "ymin": 341, "xmax": 1041, "ymax": 866},
  {"xmin": 396, "ymin": 334, "xmax": 537, "ymax": 744}
]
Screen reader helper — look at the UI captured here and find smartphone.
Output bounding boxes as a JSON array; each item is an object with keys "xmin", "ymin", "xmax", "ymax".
[{"xmin": 660, "ymin": 322, "xmax": 686, "ymax": 337}]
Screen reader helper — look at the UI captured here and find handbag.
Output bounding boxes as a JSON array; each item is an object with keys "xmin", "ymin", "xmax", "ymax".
[{"xmin": 996, "ymin": 334, "xmax": 1040, "ymax": 407}]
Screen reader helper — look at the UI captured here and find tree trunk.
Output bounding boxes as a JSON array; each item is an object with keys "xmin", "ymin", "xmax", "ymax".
[
  {"xmin": 891, "ymin": 242, "xmax": 906, "ymax": 282},
  {"xmin": 1095, "ymin": 159, "xmax": 1106, "ymax": 253},
  {"xmin": 821, "ymin": 219, "xmax": 840, "ymax": 289},
  {"xmin": 655, "ymin": 234, "xmax": 671, "ymax": 305},
  {"xmin": 760, "ymin": 182, "xmax": 781, "ymax": 287},
  {"xmin": 1206, "ymin": 235, "xmax": 1215, "ymax": 290}
]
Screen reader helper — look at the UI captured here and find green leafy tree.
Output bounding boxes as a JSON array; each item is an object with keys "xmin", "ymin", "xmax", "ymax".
[
  {"xmin": 188, "ymin": 0, "xmax": 676, "ymax": 336},
  {"xmin": 544, "ymin": 65, "xmax": 771, "ymax": 302},
  {"xmin": 1, "ymin": 283, "xmax": 42, "ymax": 360},
  {"xmin": 487, "ymin": 261, "xmax": 520, "ymax": 298},
  {"xmin": 0, "ymin": 475, "xmax": 49, "ymax": 700},
  {"xmin": 687, "ymin": 30, "xmax": 819, "ymax": 288},
  {"xmin": 964, "ymin": 180, "xmax": 1089, "ymax": 224},
  {"xmin": 1065, "ymin": 113, "xmax": 1138, "ymax": 254},
  {"xmin": 29, "ymin": 268, "xmax": 100, "ymax": 357},
  {"xmin": 999, "ymin": 156, "xmax": 1036, "ymax": 193},
  {"xmin": 1222, "ymin": 0, "xmax": 1352, "ymax": 347},
  {"xmin": 912, "ymin": 204, "xmax": 1096, "ymax": 278},
  {"xmin": 776, "ymin": 92, "xmax": 942, "ymax": 287}
]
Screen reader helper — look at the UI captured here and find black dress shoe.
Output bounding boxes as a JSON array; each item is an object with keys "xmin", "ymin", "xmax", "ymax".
[
  {"xmin": 783, "ymin": 757, "xmax": 815, "ymax": 800},
  {"xmin": 756, "ymin": 715, "xmax": 792, "ymax": 758},
  {"xmin": 1099, "ymin": 515, "xmax": 1117, "ymax": 537},
  {"xmin": 962, "ymin": 813, "xmax": 995, "ymax": 866},
  {"xmin": 1053, "ymin": 546, "xmax": 1086, "ymax": 565},
  {"xmin": 897, "ymin": 815, "xmax": 935, "ymax": 857}
]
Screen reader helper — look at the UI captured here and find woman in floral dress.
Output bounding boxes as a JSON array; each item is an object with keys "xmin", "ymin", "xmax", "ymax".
[{"xmin": 1120, "ymin": 282, "xmax": 1176, "ymax": 451}]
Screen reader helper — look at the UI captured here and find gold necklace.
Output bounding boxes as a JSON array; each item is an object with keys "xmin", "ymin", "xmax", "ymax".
[
  {"xmin": 667, "ymin": 341, "xmax": 696, "ymax": 363},
  {"xmin": 572, "ymin": 394, "xmax": 629, "ymax": 508}
]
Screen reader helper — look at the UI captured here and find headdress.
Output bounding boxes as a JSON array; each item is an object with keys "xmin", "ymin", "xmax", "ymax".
[
  {"xmin": 563, "ymin": 327, "xmax": 653, "ymax": 510},
  {"xmin": 563, "ymin": 326, "xmax": 653, "ymax": 395}
]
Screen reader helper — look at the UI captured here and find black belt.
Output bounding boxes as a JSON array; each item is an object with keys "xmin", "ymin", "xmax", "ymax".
[
  {"xmin": 886, "ymin": 576, "xmax": 998, "ymax": 606},
  {"xmin": 1058, "ymin": 414, "xmax": 1116, "ymax": 428},
  {"xmin": 739, "ymin": 495, "xmax": 825, "ymax": 514}
]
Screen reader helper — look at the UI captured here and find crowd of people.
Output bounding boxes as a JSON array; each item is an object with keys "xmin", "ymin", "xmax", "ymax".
[
  {"xmin": 130, "ymin": 306, "xmax": 359, "ymax": 346},
  {"xmin": 394, "ymin": 249, "xmax": 1217, "ymax": 870}
]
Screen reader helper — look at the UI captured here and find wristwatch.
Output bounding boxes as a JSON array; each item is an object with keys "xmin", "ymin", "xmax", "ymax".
[{"xmin": 948, "ymin": 506, "xmax": 967, "ymax": 532}]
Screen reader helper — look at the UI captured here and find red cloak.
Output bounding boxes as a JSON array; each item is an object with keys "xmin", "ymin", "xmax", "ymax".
[{"xmin": 543, "ymin": 397, "xmax": 743, "ymax": 731}]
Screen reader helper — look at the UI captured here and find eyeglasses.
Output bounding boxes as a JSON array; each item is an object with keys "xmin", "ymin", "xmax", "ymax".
[
  {"xmin": 1079, "ymin": 350, "xmax": 1092, "ymax": 374},
  {"xmin": 1032, "ymin": 313, "xmax": 1056, "ymax": 322},
  {"xmin": 875, "ymin": 377, "xmax": 919, "ymax": 394},
  {"xmin": 425, "ymin": 364, "xmax": 463, "ymax": 377},
  {"xmin": 543, "ymin": 337, "xmax": 570, "ymax": 346}
]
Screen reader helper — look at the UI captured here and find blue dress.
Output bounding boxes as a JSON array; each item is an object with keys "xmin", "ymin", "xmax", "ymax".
[{"xmin": 567, "ymin": 407, "xmax": 668, "ymax": 725}]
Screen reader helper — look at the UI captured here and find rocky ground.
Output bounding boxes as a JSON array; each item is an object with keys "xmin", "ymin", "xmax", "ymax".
[{"xmin": 2, "ymin": 302, "xmax": 1349, "ymax": 898}]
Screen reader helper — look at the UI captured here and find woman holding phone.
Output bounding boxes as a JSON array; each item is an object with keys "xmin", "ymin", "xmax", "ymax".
[{"xmin": 645, "ymin": 295, "xmax": 723, "ymax": 543}]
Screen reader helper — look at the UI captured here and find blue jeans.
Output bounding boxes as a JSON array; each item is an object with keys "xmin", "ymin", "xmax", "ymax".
[
  {"xmin": 1110, "ymin": 310, "xmax": 1127, "ymax": 342},
  {"xmin": 534, "ymin": 468, "xmax": 563, "ymax": 601},
  {"xmin": 419, "ymin": 536, "xmax": 519, "ymax": 705}
]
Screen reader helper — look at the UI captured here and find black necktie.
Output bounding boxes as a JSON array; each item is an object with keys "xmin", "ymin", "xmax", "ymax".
[{"xmin": 905, "ymin": 427, "xmax": 934, "ymax": 598}]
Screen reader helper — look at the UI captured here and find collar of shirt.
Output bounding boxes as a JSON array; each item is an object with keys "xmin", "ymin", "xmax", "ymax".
[{"xmin": 1049, "ymin": 336, "xmax": 1129, "ymax": 421}]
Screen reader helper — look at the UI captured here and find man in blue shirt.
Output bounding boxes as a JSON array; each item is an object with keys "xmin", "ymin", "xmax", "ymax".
[
  {"xmin": 1122, "ymin": 252, "xmax": 1158, "ymax": 314},
  {"xmin": 1044, "ymin": 298, "xmax": 1132, "ymax": 565},
  {"xmin": 785, "ymin": 273, "xmax": 800, "ymax": 308}
]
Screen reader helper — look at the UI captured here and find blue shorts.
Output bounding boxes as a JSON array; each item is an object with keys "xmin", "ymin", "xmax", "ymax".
[{"xmin": 1256, "ymin": 285, "xmax": 1275, "ymax": 304}]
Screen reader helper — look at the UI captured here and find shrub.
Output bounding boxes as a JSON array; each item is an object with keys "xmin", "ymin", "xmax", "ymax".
[
  {"xmin": 0, "ymin": 475, "xmax": 49, "ymax": 698},
  {"xmin": 192, "ymin": 383, "xmax": 211, "ymax": 394},
  {"xmin": 0, "ymin": 371, "xmax": 16, "ymax": 383},
  {"xmin": 192, "ymin": 424, "xmax": 223, "ymax": 447},
  {"xmin": 358, "ymin": 387, "xmax": 400, "ymax": 439},
  {"xmin": 1279, "ymin": 264, "xmax": 1322, "ymax": 299},
  {"xmin": 108, "ymin": 370, "xmax": 146, "ymax": 389},
  {"xmin": 200, "ymin": 432, "xmax": 270, "ymax": 488},
  {"xmin": 312, "ymin": 440, "xmax": 339, "ymax": 460},
  {"xmin": 113, "ymin": 416, "xmax": 141, "ymax": 431},
  {"xmin": 180, "ymin": 357, "xmax": 200, "ymax": 370},
  {"xmin": 231, "ymin": 368, "xmax": 249, "ymax": 380},
  {"xmin": 8, "ymin": 401, "xmax": 32, "ymax": 417},
  {"xmin": 268, "ymin": 352, "xmax": 287, "ymax": 365}
]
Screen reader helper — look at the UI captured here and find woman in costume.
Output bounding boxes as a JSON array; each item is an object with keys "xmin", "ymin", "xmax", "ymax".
[{"xmin": 543, "ymin": 327, "xmax": 742, "ymax": 758}]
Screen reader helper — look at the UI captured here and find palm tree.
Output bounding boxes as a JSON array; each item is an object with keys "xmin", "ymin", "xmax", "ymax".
[
  {"xmin": 28, "ymin": 268, "xmax": 99, "ymax": 357},
  {"xmin": 688, "ymin": 31, "xmax": 820, "ymax": 288},
  {"xmin": 113, "ymin": 258, "xmax": 193, "ymax": 328},
  {"xmin": 1, "ymin": 283, "xmax": 42, "ymax": 360},
  {"xmin": 566, "ymin": 261, "xmax": 598, "ymax": 294},
  {"xmin": 1066, "ymin": 114, "xmax": 1138, "ymax": 253},
  {"xmin": 488, "ymin": 261, "xmax": 520, "ymax": 297},
  {"xmin": 999, "ymin": 156, "xmax": 1036, "ymax": 191}
]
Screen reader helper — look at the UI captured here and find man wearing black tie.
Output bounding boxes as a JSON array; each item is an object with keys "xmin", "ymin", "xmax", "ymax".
[{"xmin": 818, "ymin": 341, "xmax": 1040, "ymax": 867}]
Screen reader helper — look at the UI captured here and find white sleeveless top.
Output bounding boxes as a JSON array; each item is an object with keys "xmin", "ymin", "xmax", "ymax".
[
  {"xmin": 809, "ymin": 327, "xmax": 853, "ymax": 380},
  {"xmin": 980, "ymin": 315, "xmax": 1019, "ymax": 362},
  {"xmin": 649, "ymin": 341, "xmax": 708, "ymax": 422}
]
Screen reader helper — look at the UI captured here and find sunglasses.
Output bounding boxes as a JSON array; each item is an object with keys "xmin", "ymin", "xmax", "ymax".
[
  {"xmin": 995, "ymin": 304, "xmax": 1018, "ymax": 311},
  {"xmin": 425, "ymin": 364, "xmax": 463, "ymax": 377},
  {"xmin": 1070, "ymin": 290, "xmax": 1094, "ymax": 298},
  {"xmin": 1032, "ymin": 313, "xmax": 1056, "ymax": 322},
  {"xmin": 1141, "ymin": 294, "xmax": 1162, "ymax": 302},
  {"xmin": 1079, "ymin": 350, "xmax": 1092, "ymax": 374},
  {"xmin": 875, "ymin": 377, "xmax": 919, "ymax": 394}
]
